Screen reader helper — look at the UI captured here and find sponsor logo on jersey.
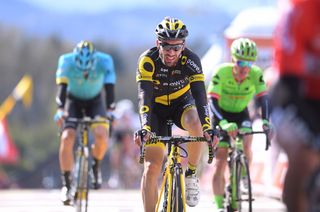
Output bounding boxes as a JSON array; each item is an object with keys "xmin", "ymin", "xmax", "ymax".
[
  {"xmin": 160, "ymin": 68, "xmax": 169, "ymax": 73},
  {"xmin": 172, "ymin": 70, "xmax": 182, "ymax": 75},
  {"xmin": 186, "ymin": 59, "xmax": 201, "ymax": 73},
  {"xmin": 169, "ymin": 79, "xmax": 186, "ymax": 87}
]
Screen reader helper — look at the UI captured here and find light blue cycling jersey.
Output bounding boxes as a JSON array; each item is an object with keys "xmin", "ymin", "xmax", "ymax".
[{"xmin": 56, "ymin": 52, "xmax": 116, "ymax": 100}]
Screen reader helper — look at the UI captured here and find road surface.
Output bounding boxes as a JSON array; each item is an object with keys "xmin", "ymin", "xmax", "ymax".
[{"xmin": 0, "ymin": 189, "xmax": 286, "ymax": 212}]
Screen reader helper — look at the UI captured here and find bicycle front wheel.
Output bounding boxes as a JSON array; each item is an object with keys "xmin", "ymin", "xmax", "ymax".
[
  {"xmin": 163, "ymin": 167, "xmax": 184, "ymax": 212},
  {"xmin": 74, "ymin": 151, "xmax": 90, "ymax": 212},
  {"xmin": 235, "ymin": 156, "xmax": 253, "ymax": 212},
  {"xmin": 171, "ymin": 168, "xmax": 184, "ymax": 212}
]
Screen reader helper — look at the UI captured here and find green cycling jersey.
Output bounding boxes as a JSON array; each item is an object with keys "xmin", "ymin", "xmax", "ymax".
[{"xmin": 207, "ymin": 63, "xmax": 267, "ymax": 113}]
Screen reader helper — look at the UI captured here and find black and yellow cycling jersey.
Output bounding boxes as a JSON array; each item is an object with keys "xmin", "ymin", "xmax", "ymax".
[{"xmin": 136, "ymin": 47, "xmax": 211, "ymax": 133}]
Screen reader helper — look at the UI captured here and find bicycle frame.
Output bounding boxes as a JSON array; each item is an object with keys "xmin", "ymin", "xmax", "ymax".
[
  {"xmin": 139, "ymin": 120, "xmax": 214, "ymax": 212},
  {"xmin": 74, "ymin": 119, "xmax": 90, "ymax": 212},
  {"xmin": 156, "ymin": 139, "xmax": 186, "ymax": 212}
]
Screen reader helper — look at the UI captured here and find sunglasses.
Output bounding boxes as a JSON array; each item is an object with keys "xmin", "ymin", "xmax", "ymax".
[
  {"xmin": 159, "ymin": 42, "xmax": 184, "ymax": 51},
  {"xmin": 236, "ymin": 60, "xmax": 254, "ymax": 68}
]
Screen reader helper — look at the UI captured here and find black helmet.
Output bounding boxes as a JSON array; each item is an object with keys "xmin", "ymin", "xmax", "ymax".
[{"xmin": 155, "ymin": 17, "xmax": 188, "ymax": 40}]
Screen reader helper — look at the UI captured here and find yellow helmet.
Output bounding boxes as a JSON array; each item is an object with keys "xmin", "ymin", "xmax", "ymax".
[{"xmin": 155, "ymin": 17, "xmax": 188, "ymax": 40}]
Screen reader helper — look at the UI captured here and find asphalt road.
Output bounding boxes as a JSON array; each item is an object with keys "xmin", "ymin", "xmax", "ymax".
[{"xmin": 0, "ymin": 189, "xmax": 286, "ymax": 212}]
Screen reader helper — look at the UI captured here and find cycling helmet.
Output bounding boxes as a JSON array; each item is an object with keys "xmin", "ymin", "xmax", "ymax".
[
  {"xmin": 73, "ymin": 40, "xmax": 96, "ymax": 70},
  {"xmin": 231, "ymin": 38, "xmax": 257, "ymax": 61},
  {"xmin": 155, "ymin": 17, "xmax": 188, "ymax": 40}
]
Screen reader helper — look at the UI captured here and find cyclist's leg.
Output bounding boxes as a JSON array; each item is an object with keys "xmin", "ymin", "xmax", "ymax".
[
  {"xmin": 141, "ymin": 105, "xmax": 167, "ymax": 211},
  {"xmin": 86, "ymin": 94, "xmax": 109, "ymax": 189},
  {"xmin": 59, "ymin": 97, "xmax": 79, "ymax": 203},
  {"xmin": 87, "ymin": 94, "xmax": 109, "ymax": 160},
  {"xmin": 91, "ymin": 125, "xmax": 108, "ymax": 159},
  {"xmin": 272, "ymin": 100, "xmax": 320, "ymax": 212},
  {"xmin": 277, "ymin": 135, "xmax": 319, "ymax": 212},
  {"xmin": 142, "ymin": 144, "xmax": 165, "ymax": 211},
  {"xmin": 59, "ymin": 128, "xmax": 77, "ymax": 204},
  {"xmin": 242, "ymin": 135, "xmax": 253, "ymax": 165},
  {"xmin": 238, "ymin": 110, "xmax": 253, "ymax": 166},
  {"xmin": 212, "ymin": 110, "xmax": 236, "ymax": 209},
  {"xmin": 91, "ymin": 124, "xmax": 108, "ymax": 189},
  {"xmin": 180, "ymin": 105, "xmax": 204, "ymax": 167},
  {"xmin": 212, "ymin": 144, "xmax": 228, "ymax": 209},
  {"xmin": 60, "ymin": 128, "xmax": 77, "ymax": 173},
  {"xmin": 172, "ymin": 98, "xmax": 203, "ymax": 207},
  {"xmin": 59, "ymin": 98, "xmax": 79, "ymax": 188},
  {"xmin": 60, "ymin": 97, "xmax": 79, "ymax": 172}
]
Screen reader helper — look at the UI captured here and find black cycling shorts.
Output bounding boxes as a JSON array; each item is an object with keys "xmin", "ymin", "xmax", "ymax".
[
  {"xmin": 63, "ymin": 94, "xmax": 106, "ymax": 130},
  {"xmin": 150, "ymin": 93, "xmax": 196, "ymax": 136},
  {"xmin": 272, "ymin": 99, "xmax": 320, "ymax": 150},
  {"xmin": 213, "ymin": 108, "xmax": 251, "ymax": 144}
]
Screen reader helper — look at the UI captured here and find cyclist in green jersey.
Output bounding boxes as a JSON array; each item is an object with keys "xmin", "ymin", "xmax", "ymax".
[{"xmin": 207, "ymin": 38, "xmax": 271, "ymax": 211}]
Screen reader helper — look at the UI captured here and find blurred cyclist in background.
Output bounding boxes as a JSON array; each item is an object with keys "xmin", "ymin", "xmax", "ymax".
[
  {"xmin": 207, "ymin": 38, "xmax": 271, "ymax": 211},
  {"xmin": 54, "ymin": 40, "xmax": 116, "ymax": 205},
  {"xmin": 134, "ymin": 17, "xmax": 218, "ymax": 211},
  {"xmin": 107, "ymin": 99, "xmax": 141, "ymax": 189},
  {"xmin": 271, "ymin": 0, "xmax": 320, "ymax": 211}
]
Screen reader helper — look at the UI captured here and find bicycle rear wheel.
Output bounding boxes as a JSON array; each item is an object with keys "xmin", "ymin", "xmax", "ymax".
[
  {"xmin": 74, "ymin": 149, "xmax": 90, "ymax": 212},
  {"xmin": 235, "ymin": 156, "xmax": 252, "ymax": 212}
]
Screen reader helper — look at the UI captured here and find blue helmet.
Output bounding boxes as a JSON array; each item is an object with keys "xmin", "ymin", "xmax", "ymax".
[{"xmin": 73, "ymin": 40, "xmax": 96, "ymax": 70}]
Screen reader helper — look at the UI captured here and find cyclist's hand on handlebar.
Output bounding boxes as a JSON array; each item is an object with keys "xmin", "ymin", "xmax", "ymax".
[
  {"xmin": 134, "ymin": 128, "xmax": 152, "ymax": 146},
  {"xmin": 219, "ymin": 119, "xmax": 238, "ymax": 138},
  {"xmin": 262, "ymin": 119, "xmax": 274, "ymax": 139},
  {"xmin": 106, "ymin": 110, "xmax": 115, "ymax": 122},
  {"xmin": 203, "ymin": 129, "xmax": 219, "ymax": 148},
  {"xmin": 239, "ymin": 127, "xmax": 252, "ymax": 135},
  {"xmin": 262, "ymin": 119, "xmax": 271, "ymax": 132},
  {"xmin": 54, "ymin": 109, "xmax": 67, "ymax": 128}
]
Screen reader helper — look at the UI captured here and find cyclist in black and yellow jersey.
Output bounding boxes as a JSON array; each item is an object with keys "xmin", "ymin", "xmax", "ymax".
[{"xmin": 134, "ymin": 17, "xmax": 218, "ymax": 211}]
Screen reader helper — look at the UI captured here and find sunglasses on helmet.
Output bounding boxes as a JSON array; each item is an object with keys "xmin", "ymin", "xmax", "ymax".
[
  {"xmin": 159, "ymin": 42, "xmax": 184, "ymax": 51},
  {"xmin": 236, "ymin": 60, "xmax": 254, "ymax": 68}
]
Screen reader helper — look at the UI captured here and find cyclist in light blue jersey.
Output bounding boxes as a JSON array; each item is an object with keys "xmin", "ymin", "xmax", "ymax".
[{"xmin": 54, "ymin": 40, "xmax": 116, "ymax": 205}]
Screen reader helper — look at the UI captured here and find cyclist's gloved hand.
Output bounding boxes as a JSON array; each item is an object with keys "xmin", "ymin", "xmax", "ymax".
[
  {"xmin": 239, "ymin": 127, "xmax": 252, "ymax": 135},
  {"xmin": 219, "ymin": 119, "xmax": 238, "ymax": 138},
  {"xmin": 219, "ymin": 119, "xmax": 237, "ymax": 132},
  {"xmin": 134, "ymin": 127, "xmax": 152, "ymax": 146},
  {"xmin": 54, "ymin": 110, "xmax": 64, "ymax": 122},
  {"xmin": 262, "ymin": 119, "xmax": 274, "ymax": 140},
  {"xmin": 106, "ymin": 110, "xmax": 115, "ymax": 122},
  {"xmin": 203, "ymin": 128, "xmax": 219, "ymax": 148},
  {"xmin": 54, "ymin": 109, "xmax": 66, "ymax": 128},
  {"xmin": 262, "ymin": 119, "xmax": 271, "ymax": 132}
]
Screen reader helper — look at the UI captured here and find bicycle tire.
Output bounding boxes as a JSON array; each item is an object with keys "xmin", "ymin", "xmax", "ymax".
[
  {"xmin": 161, "ymin": 169, "xmax": 184, "ymax": 212},
  {"xmin": 162, "ymin": 173, "xmax": 173, "ymax": 212},
  {"xmin": 171, "ymin": 166, "xmax": 184, "ymax": 212},
  {"xmin": 235, "ymin": 156, "xmax": 252, "ymax": 212},
  {"xmin": 74, "ymin": 149, "xmax": 90, "ymax": 212}
]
